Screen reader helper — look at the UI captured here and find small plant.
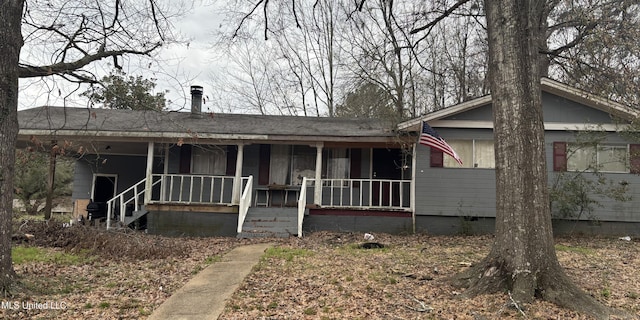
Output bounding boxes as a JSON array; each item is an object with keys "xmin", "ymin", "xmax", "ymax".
[
  {"xmin": 601, "ymin": 287, "xmax": 611, "ymax": 298},
  {"xmin": 303, "ymin": 307, "xmax": 317, "ymax": 315},
  {"xmin": 98, "ymin": 302, "xmax": 111, "ymax": 308},
  {"xmin": 138, "ymin": 307, "xmax": 151, "ymax": 316},
  {"xmin": 263, "ymin": 247, "xmax": 313, "ymax": 262},
  {"xmin": 84, "ymin": 303, "xmax": 93, "ymax": 309},
  {"xmin": 554, "ymin": 244, "xmax": 595, "ymax": 255},
  {"xmin": 12, "ymin": 246, "xmax": 91, "ymax": 265}
]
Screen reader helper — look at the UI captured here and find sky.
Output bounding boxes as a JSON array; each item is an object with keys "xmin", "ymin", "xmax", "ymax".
[{"xmin": 18, "ymin": 1, "xmax": 226, "ymax": 113}]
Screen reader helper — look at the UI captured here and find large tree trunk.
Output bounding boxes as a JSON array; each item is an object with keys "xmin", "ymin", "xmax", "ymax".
[
  {"xmin": 454, "ymin": 0, "xmax": 613, "ymax": 318},
  {"xmin": 0, "ymin": 0, "xmax": 24, "ymax": 293}
]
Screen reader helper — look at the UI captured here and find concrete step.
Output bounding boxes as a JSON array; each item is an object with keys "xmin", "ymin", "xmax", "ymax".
[
  {"xmin": 237, "ymin": 231, "xmax": 292, "ymax": 239},
  {"xmin": 238, "ymin": 207, "xmax": 299, "ymax": 239}
]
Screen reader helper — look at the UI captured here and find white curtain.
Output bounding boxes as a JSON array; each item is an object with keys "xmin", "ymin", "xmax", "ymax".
[
  {"xmin": 327, "ymin": 148, "xmax": 349, "ymax": 179},
  {"xmin": 270, "ymin": 145, "xmax": 290, "ymax": 184}
]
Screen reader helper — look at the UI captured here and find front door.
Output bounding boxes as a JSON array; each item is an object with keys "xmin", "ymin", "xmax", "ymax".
[{"xmin": 371, "ymin": 148, "xmax": 403, "ymax": 206}]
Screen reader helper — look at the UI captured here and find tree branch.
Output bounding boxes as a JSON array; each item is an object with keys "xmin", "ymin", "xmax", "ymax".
[
  {"xmin": 232, "ymin": 0, "xmax": 267, "ymax": 39},
  {"xmin": 409, "ymin": 0, "xmax": 470, "ymax": 35},
  {"xmin": 17, "ymin": 43, "xmax": 161, "ymax": 79}
]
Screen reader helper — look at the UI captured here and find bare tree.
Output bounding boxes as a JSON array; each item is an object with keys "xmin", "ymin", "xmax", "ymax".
[
  {"xmin": 232, "ymin": 0, "xmax": 632, "ymax": 317},
  {"xmin": 0, "ymin": 0, "xmax": 175, "ymax": 292},
  {"xmin": 448, "ymin": 0, "xmax": 615, "ymax": 317},
  {"xmin": 542, "ymin": 0, "xmax": 640, "ymax": 107},
  {"xmin": 213, "ymin": 0, "xmax": 346, "ymax": 116}
]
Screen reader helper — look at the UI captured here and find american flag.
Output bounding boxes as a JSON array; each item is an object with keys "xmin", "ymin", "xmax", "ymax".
[{"xmin": 419, "ymin": 121, "xmax": 463, "ymax": 165}]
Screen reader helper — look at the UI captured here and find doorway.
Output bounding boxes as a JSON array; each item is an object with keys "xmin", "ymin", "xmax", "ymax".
[
  {"xmin": 371, "ymin": 148, "xmax": 403, "ymax": 206},
  {"xmin": 91, "ymin": 174, "xmax": 117, "ymax": 202}
]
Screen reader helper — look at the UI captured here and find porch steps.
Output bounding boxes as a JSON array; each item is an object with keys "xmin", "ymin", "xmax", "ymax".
[
  {"xmin": 123, "ymin": 209, "xmax": 149, "ymax": 226},
  {"xmin": 238, "ymin": 207, "xmax": 298, "ymax": 239}
]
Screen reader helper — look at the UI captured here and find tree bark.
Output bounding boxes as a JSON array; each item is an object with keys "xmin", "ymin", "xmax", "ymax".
[
  {"xmin": 454, "ymin": 0, "xmax": 615, "ymax": 318},
  {"xmin": 0, "ymin": 0, "xmax": 24, "ymax": 293}
]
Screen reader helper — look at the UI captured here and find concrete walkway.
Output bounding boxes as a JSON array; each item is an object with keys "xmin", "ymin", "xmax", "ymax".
[{"xmin": 148, "ymin": 243, "xmax": 272, "ymax": 320}]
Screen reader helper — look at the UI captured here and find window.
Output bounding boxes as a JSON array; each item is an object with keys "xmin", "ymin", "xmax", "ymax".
[
  {"xmin": 291, "ymin": 145, "xmax": 315, "ymax": 185},
  {"xmin": 270, "ymin": 145, "xmax": 291, "ymax": 185},
  {"xmin": 567, "ymin": 143, "xmax": 628, "ymax": 172},
  {"xmin": 323, "ymin": 148, "xmax": 350, "ymax": 179},
  {"xmin": 441, "ymin": 140, "xmax": 495, "ymax": 168},
  {"xmin": 192, "ymin": 146, "xmax": 227, "ymax": 175}
]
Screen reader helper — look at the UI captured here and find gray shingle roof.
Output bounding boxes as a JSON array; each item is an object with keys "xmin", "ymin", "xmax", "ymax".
[{"xmin": 18, "ymin": 106, "xmax": 398, "ymax": 142}]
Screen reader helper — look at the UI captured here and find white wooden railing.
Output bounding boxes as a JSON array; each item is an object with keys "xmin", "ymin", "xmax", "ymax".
[
  {"xmin": 237, "ymin": 175, "xmax": 253, "ymax": 233},
  {"xmin": 153, "ymin": 174, "xmax": 237, "ymax": 204},
  {"xmin": 313, "ymin": 178, "xmax": 411, "ymax": 210},
  {"xmin": 106, "ymin": 177, "xmax": 161, "ymax": 229},
  {"xmin": 297, "ymin": 177, "xmax": 311, "ymax": 237}
]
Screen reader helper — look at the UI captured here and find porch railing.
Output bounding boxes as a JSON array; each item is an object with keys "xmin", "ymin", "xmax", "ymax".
[
  {"xmin": 297, "ymin": 177, "xmax": 311, "ymax": 238},
  {"xmin": 153, "ymin": 174, "xmax": 238, "ymax": 204},
  {"xmin": 106, "ymin": 176, "xmax": 161, "ymax": 229},
  {"xmin": 237, "ymin": 175, "xmax": 253, "ymax": 233},
  {"xmin": 302, "ymin": 178, "xmax": 412, "ymax": 211}
]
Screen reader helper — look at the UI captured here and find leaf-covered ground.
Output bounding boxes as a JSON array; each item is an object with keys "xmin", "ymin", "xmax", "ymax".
[
  {"xmin": 223, "ymin": 232, "xmax": 640, "ymax": 319},
  {"xmin": 3, "ymin": 224, "xmax": 639, "ymax": 319}
]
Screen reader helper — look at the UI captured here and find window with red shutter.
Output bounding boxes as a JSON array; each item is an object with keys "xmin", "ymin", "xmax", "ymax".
[
  {"xmin": 553, "ymin": 142, "xmax": 567, "ymax": 172},
  {"xmin": 430, "ymin": 147, "xmax": 443, "ymax": 168}
]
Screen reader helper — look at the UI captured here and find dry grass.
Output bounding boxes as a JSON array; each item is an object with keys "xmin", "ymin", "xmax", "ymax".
[{"xmin": 3, "ymin": 224, "xmax": 639, "ymax": 319}]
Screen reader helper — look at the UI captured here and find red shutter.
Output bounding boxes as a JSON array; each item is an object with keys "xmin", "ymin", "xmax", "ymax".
[
  {"xmin": 430, "ymin": 147, "xmax": 443, "ymax": 168},
  {"xmin": 350, "ymin": 148, "xmax": 361, "ymax": 179},
  {"xmin": 258, "ymin": 144, "xmax": 271, "ymax": 185},
  {"xmin": 226, "ymin": 145, "xmax": 237, "ymax": 176},
  {"xmin": 553, "ymin": 142, "xmax": 567, "ymax": 172},
  {"xmin": 179, "ymin": 144, "xmax": 192, "ymax": 174},
  {"xmin": 630, "ymin": 144, "xmax": 640, "ymax": 174}
]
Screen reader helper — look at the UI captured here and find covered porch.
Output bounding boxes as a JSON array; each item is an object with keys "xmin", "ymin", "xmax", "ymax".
[{"xmin": 103, "ymin": 140, "xmax": 416, "ymax": 237}]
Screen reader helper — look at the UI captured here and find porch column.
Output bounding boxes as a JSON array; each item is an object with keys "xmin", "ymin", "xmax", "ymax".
[
  {"xmin": 314, "ymin": 142, "xmax": 323, "ymax": 205},
  {"xmin": 232, "ymin": 143, "xmax": 245, "ymax": 204},
  {"xmin": 144, "ymin": 142, "xmax": 155, "ymax": 204},
  {"xmin": 411, "ymin": 143, "xmax": 417, "ymax": 234},
  {"xmin": 161, "ymin": 144, "xmax": 170, "ymax": 202}
]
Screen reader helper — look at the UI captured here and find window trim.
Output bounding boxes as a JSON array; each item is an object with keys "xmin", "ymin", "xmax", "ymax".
[{"xmin": 563, "ymin": 142, "xmax": 631, "ymax": 174}]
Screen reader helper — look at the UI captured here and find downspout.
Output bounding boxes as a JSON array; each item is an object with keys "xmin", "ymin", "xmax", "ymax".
[
  {"xmin": 232, "ymin": 143, "xmax": 245, "ymax": 204},
  {"xmin": 314, "ymin": 142, "xmax": 324, "ymax": 205},
  {"xmin": 144, "ymin": 142, "xmax": 154, "ymax": 204}
]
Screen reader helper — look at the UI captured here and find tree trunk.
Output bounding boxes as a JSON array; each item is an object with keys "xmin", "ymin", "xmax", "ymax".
[
  {"xmin": 454, "ymin": 0, "xmax": 614, "ymax": 318},
  {"xmin": 44, "ymin": 141, "xmax": 58, "ymax": 220},
  {"xmin": 0, "ymin": 0, "xmax": 24, "ymax": 293}
]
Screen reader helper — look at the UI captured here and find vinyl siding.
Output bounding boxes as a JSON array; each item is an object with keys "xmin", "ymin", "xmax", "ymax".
[{"xmin": 414, "ymin": 129, "xmax": 640, "ymax": 223}]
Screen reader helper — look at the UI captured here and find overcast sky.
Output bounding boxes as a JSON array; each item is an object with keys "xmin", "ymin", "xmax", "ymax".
[{"xmin": 18, "ymin": 1, "xmax": 225, "ymax": 112}]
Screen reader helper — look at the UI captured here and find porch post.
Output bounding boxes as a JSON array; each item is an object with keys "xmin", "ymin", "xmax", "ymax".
[
  {"xmin": 232, "ymin": 143, "xmax": 245, "ymax": 204},
  {"xmin": 411, "ymin": 143, "xmax": 417, "ymax": 234},
  {"xmin": 314, "ymin": 142, "xmax": 323, "ymax": 205},
  {"xmin": 144, "ymin": 142, "xmax": 154, "ymax": 204},
  {"xmin": 161, "ymin": 143, "xmax": 170, "ymax": 202}
]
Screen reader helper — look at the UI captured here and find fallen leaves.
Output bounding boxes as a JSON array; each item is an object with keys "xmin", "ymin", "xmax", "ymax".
[{"xmin": 3, "ymin": 228, "xmax": 639, "ymax": 319}]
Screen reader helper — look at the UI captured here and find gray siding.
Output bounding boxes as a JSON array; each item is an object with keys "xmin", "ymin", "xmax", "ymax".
[
  {"xmin": 414, "ymin": 128, "xmax": 640, "ymax": 223},
  {"xmin": 441, "ymin": 92, "xmax": 616, "ymax": 124},
  {"xmin": 71, "ymin": 155, "xmax": 149, "ymax": 201},
  {"xmin": 545, "ymin": 131, "xmax": 640, "ymax": 222},
  {"xmin": 542, "ymin": 92, "xmax": 613, "ymax": 124}
]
